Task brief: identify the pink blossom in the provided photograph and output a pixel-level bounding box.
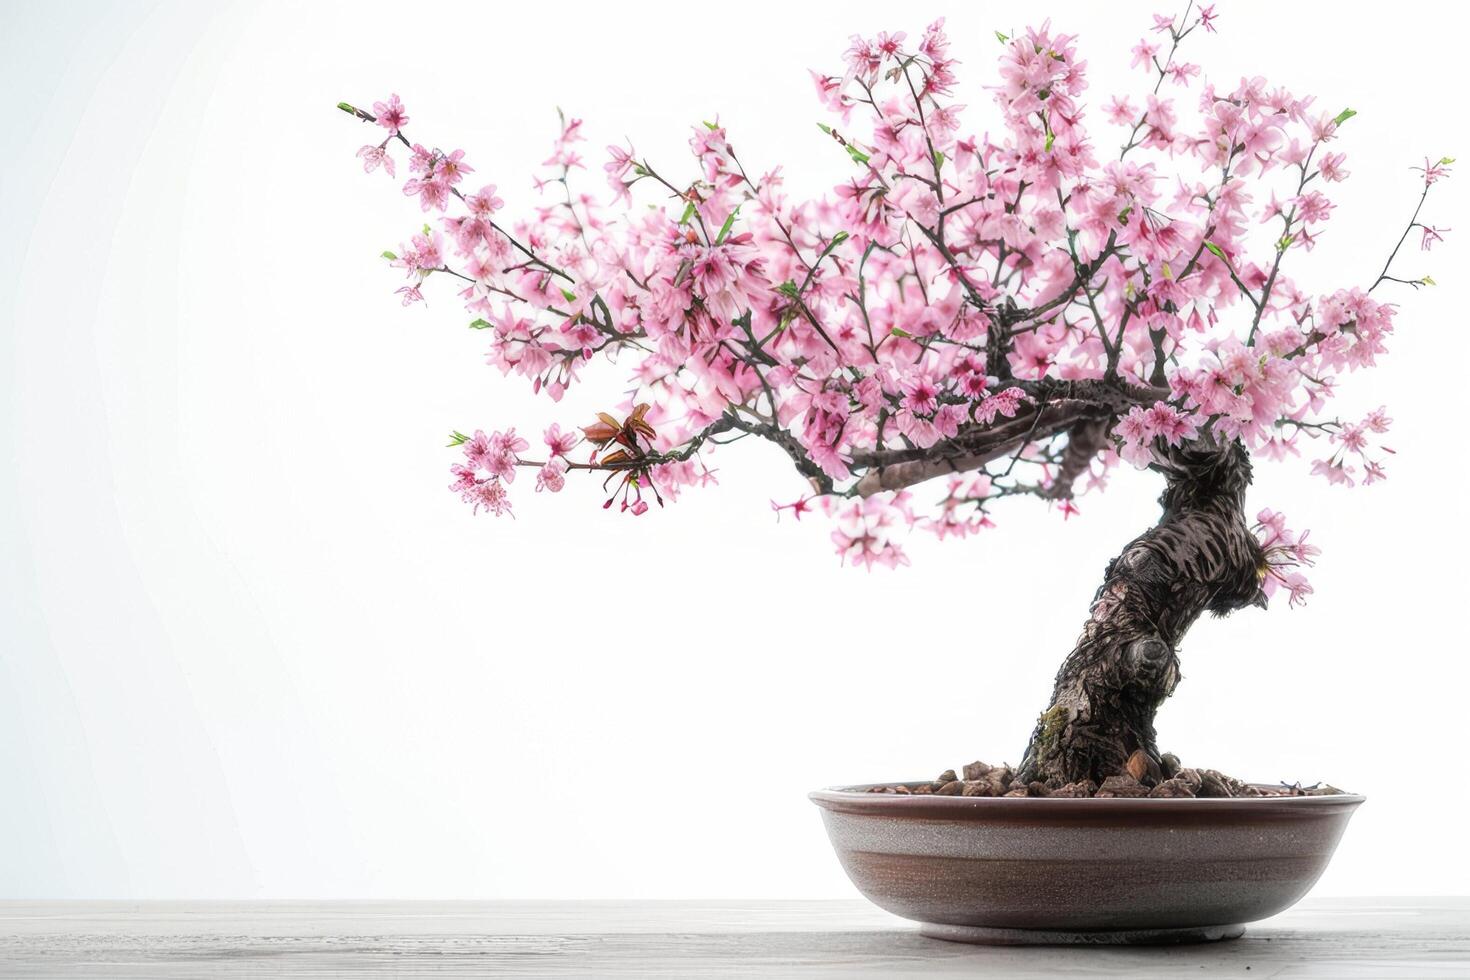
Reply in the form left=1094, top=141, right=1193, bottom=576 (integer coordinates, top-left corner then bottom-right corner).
left=407, top=143, right=435, bottom=174
left=1310, top=458, right=1356, bottom=486
left=976, top=387, right=1026, bottom=424
left=466, top=479, right=513, bottom=516
left=448, top=463, right=477, bottom=494
left=874, top=30, right=906, bottom=59
left=536, top=458, right=568, bottom=493
left=403, top=177, right=450, bottom=212
left=466, top=184, right=504, bottom=217
left=1294, top=190, right=1334, bottom=226
left=436, top=149, right=473, bottom=186
left=1130, top=39, right=1160, bottom=72
left=1420, top=225, right=1449, bottom=250
left=1335, top=423, right=1368, bottom=454
left=1114, top=406, right=1156, bottom=468
left=1319, top=151, right=1349, bottom=182
left=487, top=428, right=530, bottom=481
left=810, top=71, right=850, bottom=119
left=844, top=35, right=881, bottom=81
left=771, top=496, right=814, bottom=522
left=1412, top=156, right=1453, bottom=185
left=543, top=423, right=579, bottom=456
left=461, top=430, right=494, bottom=470
left=605, top=142, right=636, bottom=202
left=899, top=371, right=940, bottom=415
left=373, top=94, right=408, bottom=134
left=808, top=441, right=852, bottom=482
left=391, top=229, right=443, bottom=274
left=934, top=403, right=967, bottom=440
left=1167, top=62, right=1200, bottom=86
left=951, top=354, right=989, bottom=398
left=896, top=410, right=940, bottom=448
left=1104, top=96, right=1137, bottom=126
left=1143, top=403, right=1199, bottom=446
left=357, top=145, right=395, bottom=177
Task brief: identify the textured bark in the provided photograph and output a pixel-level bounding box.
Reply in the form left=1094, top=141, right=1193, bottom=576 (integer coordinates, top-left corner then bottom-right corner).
left=1017, top=441, right=1267, bottom=788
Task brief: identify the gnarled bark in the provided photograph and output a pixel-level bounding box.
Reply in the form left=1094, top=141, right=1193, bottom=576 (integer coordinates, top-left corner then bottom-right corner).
left=1017, top=441, right=1267, bottom=788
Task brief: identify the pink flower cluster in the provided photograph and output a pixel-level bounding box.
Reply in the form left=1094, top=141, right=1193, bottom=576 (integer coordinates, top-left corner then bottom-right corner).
left=1253, top=509, right=1320, bottom=607
left=345, top=8, right=1444, bottom=584
left=449, top=429, right=527, bottom=515
left=823, top=492, right=916, bottom=571
left=1310, top=407, right=1394, bottom=487
left=931, top=475, right=997, bottom=540
left=1115, top=402, right=1200, bottom=468
left=447, top=424, right=584, bottom=515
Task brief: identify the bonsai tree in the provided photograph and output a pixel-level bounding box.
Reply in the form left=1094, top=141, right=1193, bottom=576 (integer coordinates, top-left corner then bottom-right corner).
left=339, top=10, right=1448, bottom=794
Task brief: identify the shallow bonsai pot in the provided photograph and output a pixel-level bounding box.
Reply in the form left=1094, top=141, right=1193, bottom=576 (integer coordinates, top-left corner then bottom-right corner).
left=810, top=781, right=1364, bottom=945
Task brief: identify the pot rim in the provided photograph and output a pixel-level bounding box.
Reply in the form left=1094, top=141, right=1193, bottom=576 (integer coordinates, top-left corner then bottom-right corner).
left=810, top=781, right=1365, bottom=815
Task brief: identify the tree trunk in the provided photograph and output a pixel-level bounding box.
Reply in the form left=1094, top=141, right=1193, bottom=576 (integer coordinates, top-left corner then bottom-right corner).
left=1016, top=441, right=1267, bottom=788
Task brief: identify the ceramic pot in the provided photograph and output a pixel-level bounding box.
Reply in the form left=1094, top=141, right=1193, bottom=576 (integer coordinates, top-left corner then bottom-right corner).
left=810, top=782, right=1363, bottom=945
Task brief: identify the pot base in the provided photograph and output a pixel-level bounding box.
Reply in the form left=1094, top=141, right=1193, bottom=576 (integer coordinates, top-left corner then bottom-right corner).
left=919, top=921, right=1247, bottom=946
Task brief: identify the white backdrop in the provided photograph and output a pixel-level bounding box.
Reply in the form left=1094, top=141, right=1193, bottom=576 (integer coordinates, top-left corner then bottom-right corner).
left=3, top=0, right=1466, bottom=898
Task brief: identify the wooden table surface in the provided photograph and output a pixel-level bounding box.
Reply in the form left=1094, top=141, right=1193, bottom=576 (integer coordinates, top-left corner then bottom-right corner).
left=0, top=899, right=1465, bottom=977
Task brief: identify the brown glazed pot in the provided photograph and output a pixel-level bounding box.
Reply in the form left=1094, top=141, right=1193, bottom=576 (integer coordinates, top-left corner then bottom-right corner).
left=810, top=782, right=1364, bottom=945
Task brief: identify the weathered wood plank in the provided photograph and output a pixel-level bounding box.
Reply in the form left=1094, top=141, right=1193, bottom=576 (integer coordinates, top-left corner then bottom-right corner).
left=0, top=899, right=1465, bottom=977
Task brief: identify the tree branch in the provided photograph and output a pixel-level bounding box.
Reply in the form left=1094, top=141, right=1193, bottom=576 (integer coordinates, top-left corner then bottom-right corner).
left=723, top=415, right=835, bottom=494
left=853, top=401, right=1114, bottom=496
left=1039, top=418, right=1109, bottom=499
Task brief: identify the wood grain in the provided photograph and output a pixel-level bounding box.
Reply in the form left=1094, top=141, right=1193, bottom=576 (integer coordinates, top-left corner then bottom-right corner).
left=0, top=898, right=1465, bottom=977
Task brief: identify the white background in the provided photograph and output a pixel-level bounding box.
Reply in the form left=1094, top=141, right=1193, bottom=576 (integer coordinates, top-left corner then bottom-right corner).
left=3, top=0, right=1466, bottom=898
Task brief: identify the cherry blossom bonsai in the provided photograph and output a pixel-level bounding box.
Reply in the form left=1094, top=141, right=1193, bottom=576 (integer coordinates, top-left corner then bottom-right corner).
left=339, top=9, right=1448, bottom=798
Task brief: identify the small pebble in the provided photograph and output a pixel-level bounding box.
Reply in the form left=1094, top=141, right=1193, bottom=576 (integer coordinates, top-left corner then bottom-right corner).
left=1096, top=774, right=1150, bottom=798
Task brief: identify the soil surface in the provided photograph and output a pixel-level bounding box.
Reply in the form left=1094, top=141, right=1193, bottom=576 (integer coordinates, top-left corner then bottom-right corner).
left=865, top=754, right=1346, bottom=798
